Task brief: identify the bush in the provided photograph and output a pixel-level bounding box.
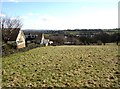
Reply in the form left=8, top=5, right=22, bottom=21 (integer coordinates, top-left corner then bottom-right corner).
left=27, top=43, right=40, bottom=49
left=2, top=44, right=16, bottom=56
left=2, top=43, right=42, bottom=57
left=7, top=42, right=17, bottom=49
left=16, top=43, right=41, bottom=53
left=97, top=40, right=102, bottom=45
left=74, top=39, right=80, bottom=45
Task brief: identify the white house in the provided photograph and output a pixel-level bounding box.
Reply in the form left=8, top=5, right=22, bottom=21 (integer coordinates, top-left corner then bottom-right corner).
left=16, top=30, right=26, bottom=48
left=40, top=34, right=50, bottom=46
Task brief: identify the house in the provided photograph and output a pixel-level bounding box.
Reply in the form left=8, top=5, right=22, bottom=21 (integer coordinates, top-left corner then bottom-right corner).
left=24, top=32, right=52, bottom=46
left=2, top=28, right=26, bottom=49
left=25, top=33, right=40, bottom=44
left=16, top=30, right=26, bottom=48
left=24, top=32, right=42, bottom=44
left=40, top=34, right=50, bottom=46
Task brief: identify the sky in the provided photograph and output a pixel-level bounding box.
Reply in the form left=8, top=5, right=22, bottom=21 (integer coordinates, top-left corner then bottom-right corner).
left=0, top=0, right=119, bottom=30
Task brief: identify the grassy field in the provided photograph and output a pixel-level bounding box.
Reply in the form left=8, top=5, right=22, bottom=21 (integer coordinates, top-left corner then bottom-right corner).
left=2, top=45, right=120, bottom=88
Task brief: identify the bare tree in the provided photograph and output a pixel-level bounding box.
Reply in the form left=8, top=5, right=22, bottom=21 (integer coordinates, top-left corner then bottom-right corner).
left=0, top=16, right=23, bottom=30
left=1, top=16, right=23, bottom=43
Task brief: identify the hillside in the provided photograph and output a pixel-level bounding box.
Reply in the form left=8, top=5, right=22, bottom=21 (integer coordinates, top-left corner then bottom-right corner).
left=2, top=45, right=119, bottom=88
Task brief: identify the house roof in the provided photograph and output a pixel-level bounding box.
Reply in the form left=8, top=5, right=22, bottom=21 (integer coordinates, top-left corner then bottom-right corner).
left=2, top=28, right=20, bottom=41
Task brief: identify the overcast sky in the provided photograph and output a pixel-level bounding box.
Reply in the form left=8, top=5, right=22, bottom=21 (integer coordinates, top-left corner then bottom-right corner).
left=0, top=0, right=119, bottom=30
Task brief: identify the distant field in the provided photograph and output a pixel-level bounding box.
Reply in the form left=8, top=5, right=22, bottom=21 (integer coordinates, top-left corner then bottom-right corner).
left=2, top=45, right=120, bottom=88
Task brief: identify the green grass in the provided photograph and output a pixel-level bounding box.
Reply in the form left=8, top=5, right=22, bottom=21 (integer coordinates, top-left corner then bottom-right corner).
left=2, top=45, right=120, bottom=87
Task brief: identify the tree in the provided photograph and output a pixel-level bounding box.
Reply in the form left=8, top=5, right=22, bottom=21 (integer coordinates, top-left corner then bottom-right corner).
left=110, top=33, right=120, bottom=45
left=1, top=16, right=23, bottom=43
left=0, top=16, right=23, bottom=30
left=94, top=32, right=110, bottom=45
left=79, top=36, right=90, bottom=45
left=49, top=35, right=65, bottom=45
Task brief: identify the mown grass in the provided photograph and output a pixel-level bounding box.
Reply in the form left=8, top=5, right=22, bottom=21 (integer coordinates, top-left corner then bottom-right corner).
left=2, top=45, right=120, bottom=88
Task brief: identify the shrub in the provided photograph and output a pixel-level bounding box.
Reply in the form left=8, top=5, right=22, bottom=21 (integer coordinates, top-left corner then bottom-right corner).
left=16, top=43, right=41, bottom=53
left=2, top=43, right=42, bottom=57
left=27, top=43, right=41, bottom=49
left=2, top=43, right=16, bottom=56
left=97, top=40, right=102, bottom=45
left=7, top=42, right=17, bottom=49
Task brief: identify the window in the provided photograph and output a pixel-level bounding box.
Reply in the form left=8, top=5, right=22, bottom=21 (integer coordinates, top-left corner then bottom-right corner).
left=17, top=38, right=23, bottom=44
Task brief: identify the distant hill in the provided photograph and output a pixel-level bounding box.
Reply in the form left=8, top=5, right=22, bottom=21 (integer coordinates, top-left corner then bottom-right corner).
left=22, top=28, right=119, bottom=36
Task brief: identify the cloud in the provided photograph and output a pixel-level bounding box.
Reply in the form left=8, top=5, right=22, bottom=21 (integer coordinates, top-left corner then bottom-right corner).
left=21, top=6, right=117, bottom=30
left=9, top=0, right=19, bottom=3
left=27, top=13, right=40, bottom=16
left=2, top=0, right=119, bottom=3
left=73, top=7, right=118, bottom=29
left=20, top=16, right=29, bottom=19
left=0, top=13, right=6, bottom=17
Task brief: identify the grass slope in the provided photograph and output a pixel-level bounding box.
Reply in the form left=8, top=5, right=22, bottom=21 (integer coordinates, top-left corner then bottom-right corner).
left=2, top=45, right=120, bottom=87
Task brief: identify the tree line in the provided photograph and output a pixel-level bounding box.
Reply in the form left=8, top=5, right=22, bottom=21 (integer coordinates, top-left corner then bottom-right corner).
left=49, top=32, right=120, bottom=45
